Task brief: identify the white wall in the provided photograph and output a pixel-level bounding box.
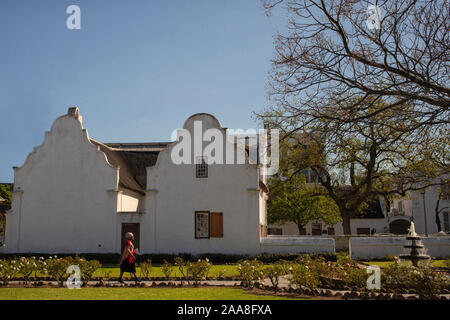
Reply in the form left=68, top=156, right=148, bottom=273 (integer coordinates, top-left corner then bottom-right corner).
left=261, top=237, right=335, bottom=254
left=5, top=109, right=120, bottom=253
left=117, top=190, right=143, bottom=212
left=269, top=218, right=388, bottom=236
left=350, top=236, right=450, bottom=260
left=145, top=114, right=263, bottom=254
left=410, top=184, right=450, bottom=235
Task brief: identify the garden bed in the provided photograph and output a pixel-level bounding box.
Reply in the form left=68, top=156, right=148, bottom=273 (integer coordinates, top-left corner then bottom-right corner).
left=1, top=254, right=449, bottom=300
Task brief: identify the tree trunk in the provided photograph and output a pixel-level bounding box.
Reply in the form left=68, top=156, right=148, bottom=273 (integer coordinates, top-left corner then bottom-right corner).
left=342, top=215, right=352, bottom=235
left=435, top=198, right=442, bottom=232
left=297, top=224, right=305, bottom=236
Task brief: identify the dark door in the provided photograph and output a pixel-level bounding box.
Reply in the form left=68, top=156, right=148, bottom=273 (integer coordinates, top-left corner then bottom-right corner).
left=389, top=220, right=410, bottom=235
left=121, top=223, right=140, bottom=251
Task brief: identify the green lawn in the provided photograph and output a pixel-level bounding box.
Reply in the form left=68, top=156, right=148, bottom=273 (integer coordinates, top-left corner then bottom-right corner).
left=363, top=260, right=447, bottom=268
left=96, top=264, right=240, bottom=279
left=0, top=287, right=299, bottom=300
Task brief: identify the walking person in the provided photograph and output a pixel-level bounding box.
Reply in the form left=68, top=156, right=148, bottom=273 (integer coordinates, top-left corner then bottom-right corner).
left=118, top=232, right=141, bottom=283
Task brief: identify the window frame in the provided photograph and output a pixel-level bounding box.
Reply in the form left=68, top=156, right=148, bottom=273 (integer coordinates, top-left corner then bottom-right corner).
left=194, top=211, right=210, bottom=239
left=196, top=156, right=208, bottom=178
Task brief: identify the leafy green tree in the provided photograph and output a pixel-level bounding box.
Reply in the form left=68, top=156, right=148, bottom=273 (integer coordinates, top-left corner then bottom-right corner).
left=0, top=184, right=12, bottom=237
left=268, top=174, right=341, bottom=235
left=0, top=184, right=12, bottom=211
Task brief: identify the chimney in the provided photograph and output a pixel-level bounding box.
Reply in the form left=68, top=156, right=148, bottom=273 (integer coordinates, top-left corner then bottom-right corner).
left=67, top=107, right=82, bottom=122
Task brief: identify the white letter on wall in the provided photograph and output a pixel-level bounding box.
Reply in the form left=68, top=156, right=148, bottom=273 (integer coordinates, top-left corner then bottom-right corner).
left=66, top=5, right=81, bottom=30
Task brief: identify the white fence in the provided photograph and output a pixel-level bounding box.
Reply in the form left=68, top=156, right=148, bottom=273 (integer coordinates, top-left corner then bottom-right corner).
left=349, top=236, right=450, bottom=260
left=260, top=236, right=335, bottom=254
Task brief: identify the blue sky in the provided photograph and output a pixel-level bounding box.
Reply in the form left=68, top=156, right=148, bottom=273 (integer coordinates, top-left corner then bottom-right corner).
left=0, top=0, right=286, bottom=182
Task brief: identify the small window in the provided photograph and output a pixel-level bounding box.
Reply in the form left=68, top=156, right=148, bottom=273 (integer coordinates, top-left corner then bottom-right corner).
left=195, top=211, right=210, bottom=238
left=268, top=228, right=282, bottom=235
left=312, top=223, right=322, bottom=235
left=444, top=212, right=449, bottom=232
left=327, top=227, right=335, bottom=235
left=196, top=156, right=208, bottom=178
left=210, top=212, right=223, bottom=238
left=357, top=228, right=370, bottom=235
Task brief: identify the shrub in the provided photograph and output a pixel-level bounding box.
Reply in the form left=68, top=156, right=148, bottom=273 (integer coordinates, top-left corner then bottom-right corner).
left=237, top=259, right=264, bottom=288
left=46, top=256, right=73, bottom=286
left=174, top=257, right=188, bottom=280
left=385, top=254, right=398, bottom=261
left=288, top=263, right=319, bottom=290
left=186, top=259, right=212, bottom=286
left=336, top=253, right=368, bottom=289
left=263, top=261, right=290, bottom=292
left=382, top=261, right=449, bottom=298
left=76, top=257, right=101, bottom=285
left=139, top=259, right=152, bottom=279
left=161, top=260, right=174, bottom=280
left=0, top=259, right=19, bottom=285
left=16, top=256, right=39, bottom=284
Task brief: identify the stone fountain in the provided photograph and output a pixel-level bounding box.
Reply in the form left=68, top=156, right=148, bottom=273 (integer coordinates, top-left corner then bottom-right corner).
left=399, top=222, right=430, bottom=267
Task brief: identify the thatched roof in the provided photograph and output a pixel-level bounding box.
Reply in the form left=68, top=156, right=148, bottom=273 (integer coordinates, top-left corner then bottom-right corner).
left=89, top=139, right=171, bottom=195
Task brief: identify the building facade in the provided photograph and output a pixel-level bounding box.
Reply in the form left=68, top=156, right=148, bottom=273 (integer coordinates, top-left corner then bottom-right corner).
left=4, top=108, right=274, bottom=254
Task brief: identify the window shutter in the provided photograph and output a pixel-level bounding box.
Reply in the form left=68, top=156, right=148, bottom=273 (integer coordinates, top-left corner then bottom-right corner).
left=210, top=212, right=223, bottom=238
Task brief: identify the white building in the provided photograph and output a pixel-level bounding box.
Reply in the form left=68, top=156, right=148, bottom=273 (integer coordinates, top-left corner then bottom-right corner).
left=3, top=108, right=334, bottom=255
left=268, top=196, right=389, bottom=236
left=388, top=182, right=450, bottom=235
left=269, top=183, right=450, bottom=237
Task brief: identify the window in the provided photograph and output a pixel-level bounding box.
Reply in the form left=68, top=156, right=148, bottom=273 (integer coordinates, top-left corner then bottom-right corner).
left=195, top=211, right=209, bottom=238
left=444, top=212, right=449, bottom=232
left=357, top=228, right=370, bottom=235
left=312, top=223, right=322, bottom=235
left=195, top=211, right=223, bottom=238
left=196, top=156, right=208, bottom=178
left=268, top=228, right=282, bottom=235
left=210, top=212, right=223, bottom=238
left=327, top=227, right=335, bottom=235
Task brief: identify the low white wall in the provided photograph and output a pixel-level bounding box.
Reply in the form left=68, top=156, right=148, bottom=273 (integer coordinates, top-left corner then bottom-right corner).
left=350, top=236, right=450, bottom=260
left=260, top=237, right=335, bottom=254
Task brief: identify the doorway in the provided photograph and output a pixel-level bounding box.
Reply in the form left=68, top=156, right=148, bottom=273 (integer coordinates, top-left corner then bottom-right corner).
left=121, top=223, right=140, bottom=252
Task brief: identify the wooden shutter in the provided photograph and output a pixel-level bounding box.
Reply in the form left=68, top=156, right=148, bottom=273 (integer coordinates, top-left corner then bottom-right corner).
left=210, top=212, right=223, bottom=237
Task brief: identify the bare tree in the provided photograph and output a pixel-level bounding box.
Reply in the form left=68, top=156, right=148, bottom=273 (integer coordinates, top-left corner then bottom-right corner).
left=258, top=0, right=449, bottom=234
left=263, top=0, right=449, bottom=130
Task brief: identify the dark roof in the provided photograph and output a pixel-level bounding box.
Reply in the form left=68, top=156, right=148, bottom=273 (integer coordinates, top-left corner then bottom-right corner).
left=89, top=139, right=171, bottom=195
